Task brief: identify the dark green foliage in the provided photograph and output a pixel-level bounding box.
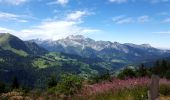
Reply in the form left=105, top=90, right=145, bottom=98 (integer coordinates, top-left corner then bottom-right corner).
left=165, top=70, right=170, bottom=79
left=48, top=74, right=57, bottom=88
left=0, top=81, right=6, bottom=93
left=11, top=76, right=19, bottom=89
left=55, top=73, right=83, bottom=96
left=162, top=59, right=168, bottom=68
left=159, top=84, right=170, bottom=96
left=152, top=59, right=170, bottom=78
left=89, top=71, right=111, bottom=83
left=117, top=68, right=137, bottom=79
left=136, top=64, right=150, bottom=77
left=138, top=64, right=146, bottom=76
left=100, top=72, right=111, bottom=81
left=152, top=60, right=161, bottom=75
left=117, top=59, right=170, bottom=79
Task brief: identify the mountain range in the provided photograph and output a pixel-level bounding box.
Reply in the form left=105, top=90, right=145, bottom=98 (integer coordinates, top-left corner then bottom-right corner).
left=31, top=35, right=170, bottom=64
left=0, top=33, right=170, bottom=88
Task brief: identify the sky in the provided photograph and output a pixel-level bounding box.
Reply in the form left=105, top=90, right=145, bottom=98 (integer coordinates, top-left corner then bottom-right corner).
left=0, top=0, right=170, bottom=49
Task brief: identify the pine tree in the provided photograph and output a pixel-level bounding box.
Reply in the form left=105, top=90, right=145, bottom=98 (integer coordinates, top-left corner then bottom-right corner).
left=162, top=60, right=168, bottom=72
left=153, top=60, right=161, bottom=75
left=0, top=82, right=6, bottom=93
left=11, top=76, right=19, bottom=89
left=48, top=74, right=57, bottom=88
left=138, top=64, right=147, bottom=77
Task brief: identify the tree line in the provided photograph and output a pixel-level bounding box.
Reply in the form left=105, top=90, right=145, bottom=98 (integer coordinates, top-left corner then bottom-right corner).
left=117, top=59, right=170, bottom=79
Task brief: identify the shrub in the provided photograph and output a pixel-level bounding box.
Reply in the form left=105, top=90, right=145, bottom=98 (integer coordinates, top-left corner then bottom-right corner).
left=117, top=68, right=137, bottom=79
left=165, top=70, right=170, bottom=79
left=55, top=73, right=83, bottom=96
left=0, top=82, right=6, bottom=93
left=136, top=64, right=149, bottom=77
left=11, top=76, right=19, bottom=89
left=48, top=74, right=57, bottom=88
left=89, top=72, right=111, bottom=84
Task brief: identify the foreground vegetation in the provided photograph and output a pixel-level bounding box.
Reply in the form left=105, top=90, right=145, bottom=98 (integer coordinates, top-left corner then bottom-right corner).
left=0, top=77, right=170, bottom=100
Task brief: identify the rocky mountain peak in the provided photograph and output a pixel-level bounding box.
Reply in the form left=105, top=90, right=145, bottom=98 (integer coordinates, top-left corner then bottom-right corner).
left=141, top=44, right=152, bottom=48
left=66, top=35, right=85, bottom=40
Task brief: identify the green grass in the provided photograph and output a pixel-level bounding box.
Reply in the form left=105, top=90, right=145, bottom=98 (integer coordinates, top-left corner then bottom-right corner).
left=10, top=48, right=28, bottom=56
left=32, top=59, right=49, bottom=68
left=32, top=58, right=61, bottom=68
left=0, top=33, right=28, bottom=57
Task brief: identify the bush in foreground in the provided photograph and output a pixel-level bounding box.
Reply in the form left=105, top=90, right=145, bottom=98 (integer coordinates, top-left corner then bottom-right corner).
left=48, top=73, right=83, bottom=96
left=117, top=68, right=137, bottom=79
left=0, top=82, right=6, bottom=93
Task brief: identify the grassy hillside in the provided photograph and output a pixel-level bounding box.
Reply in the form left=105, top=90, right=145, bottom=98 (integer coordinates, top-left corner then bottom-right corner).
left=0, top=33, right=47, bottom=56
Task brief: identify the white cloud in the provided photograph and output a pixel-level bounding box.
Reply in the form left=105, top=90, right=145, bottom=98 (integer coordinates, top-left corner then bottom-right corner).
left=116, top=18, right=133, bottom=24
left=137, top=15, right=150, bottom=23
left=81, top=29, right=101, bottom=34
left=19, top=20, right=100, bottom=40
left=0, top=12, right=18, bottom=19
left=112, top=15, right=125, bottom=22
left=154, top=30, right=170, bottom=34
left=162, top=18, right=170, bottom=23
left=0, top=10, right=101, bottom=40
left=66, top=11, right=88, bottom=21
left=109, top=0, right=128, bottom=3
left=109, top=0, right=170, bottom=4
left=112, top=15, right=133, bottom=24
left=157, top=12, right=170, bottom=16
left=0, top=12, right=28, bottom=22
left=57, top=0, right=69, bottom=5
left=112, top=15, right=150, bottom=24
left=0, top=0, right=27, bottom=5
left=0, top=27, right=17, bottom=33
left=47, top=0, right=69, bottom=6
left=150, top=0, right=170, bottom=3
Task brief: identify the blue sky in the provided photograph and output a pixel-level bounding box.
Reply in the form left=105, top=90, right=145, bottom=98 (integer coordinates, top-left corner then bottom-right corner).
left=0, top=0, right=170, bottom=48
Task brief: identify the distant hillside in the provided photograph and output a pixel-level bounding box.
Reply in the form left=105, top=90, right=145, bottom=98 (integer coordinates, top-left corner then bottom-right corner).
left=0, top=33, right=109, bottom=88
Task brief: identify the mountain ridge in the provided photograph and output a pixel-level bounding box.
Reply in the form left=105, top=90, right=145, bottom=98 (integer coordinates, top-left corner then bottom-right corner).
left=30, top=35, right=170, bottom=64
left=0, top=33, right=47, bottom=56
left=30, top=35, right=159, bottom=51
